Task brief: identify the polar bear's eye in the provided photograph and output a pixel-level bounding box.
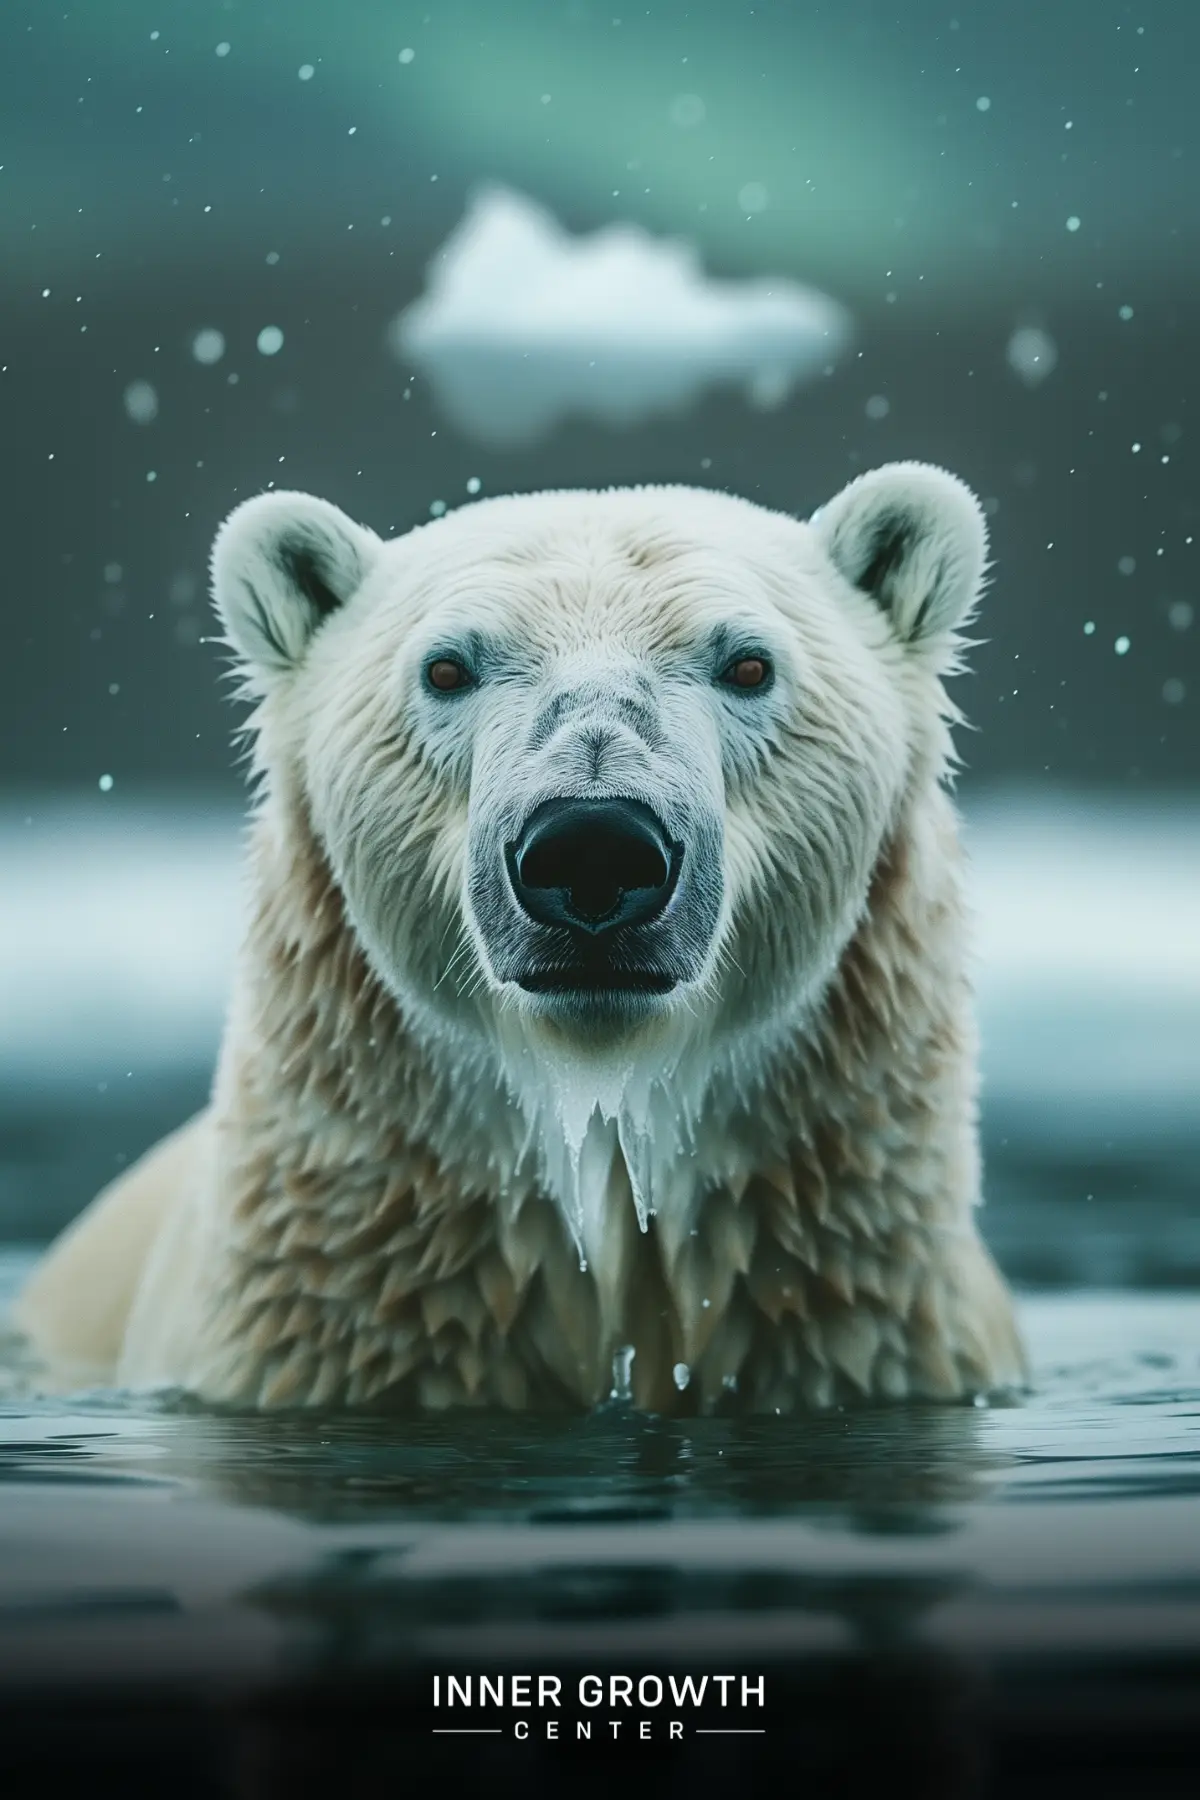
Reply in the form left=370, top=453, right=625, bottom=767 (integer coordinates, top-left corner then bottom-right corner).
left=425, top=657, right=475, bottom=694
left=719, top=655, right=771, bottom=691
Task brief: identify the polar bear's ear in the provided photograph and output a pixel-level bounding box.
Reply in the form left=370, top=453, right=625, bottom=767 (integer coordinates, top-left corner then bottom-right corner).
left=211, top=491, right=381, bottom=687
left=811, top=462, right=988, bottom=658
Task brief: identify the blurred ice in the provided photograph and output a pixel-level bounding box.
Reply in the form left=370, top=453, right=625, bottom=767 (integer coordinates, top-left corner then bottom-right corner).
left=0, top=802, right=246, bottom=1087
left=964, top=792, right=1200, bottom=1142
left=388, top=187, right=851, bottom=446
left=0, top=791, right=1197, bottom=1150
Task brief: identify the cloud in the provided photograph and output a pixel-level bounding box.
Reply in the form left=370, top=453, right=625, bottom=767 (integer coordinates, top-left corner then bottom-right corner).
left=387, top=187, right=852, bottom=446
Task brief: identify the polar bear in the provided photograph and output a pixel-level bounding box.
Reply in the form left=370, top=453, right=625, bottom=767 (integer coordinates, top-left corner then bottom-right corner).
left=16, top=464, right=1028, bottom=1413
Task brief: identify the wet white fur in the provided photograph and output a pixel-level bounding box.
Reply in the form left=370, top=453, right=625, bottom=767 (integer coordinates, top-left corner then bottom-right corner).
left=218, top=468, right=979, bottom=1276
left=16, top=464, right=1024, bottom=1412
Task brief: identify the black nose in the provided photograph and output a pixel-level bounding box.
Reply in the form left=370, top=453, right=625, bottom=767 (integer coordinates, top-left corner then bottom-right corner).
left=506, top=799, right=680, bottom=935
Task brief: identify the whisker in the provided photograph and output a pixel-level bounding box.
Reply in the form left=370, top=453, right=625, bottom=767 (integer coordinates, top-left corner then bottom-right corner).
left=432, top=925, right=478, bottom=994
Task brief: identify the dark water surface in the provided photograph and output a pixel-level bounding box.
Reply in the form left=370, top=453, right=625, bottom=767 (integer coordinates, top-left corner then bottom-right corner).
left=2, top=1241, right=1199, bottom=1795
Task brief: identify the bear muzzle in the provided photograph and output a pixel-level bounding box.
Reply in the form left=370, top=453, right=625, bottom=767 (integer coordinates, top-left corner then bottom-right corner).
left=504, top=796, right=683, bottom=996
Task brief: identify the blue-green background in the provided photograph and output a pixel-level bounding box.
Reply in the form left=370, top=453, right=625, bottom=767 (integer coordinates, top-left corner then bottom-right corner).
left=1, top=0, right=1196, bottom=789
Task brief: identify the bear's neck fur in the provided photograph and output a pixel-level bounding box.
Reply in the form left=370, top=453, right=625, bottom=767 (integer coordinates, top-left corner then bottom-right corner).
left=196, top=775, right=1024, bottom=1413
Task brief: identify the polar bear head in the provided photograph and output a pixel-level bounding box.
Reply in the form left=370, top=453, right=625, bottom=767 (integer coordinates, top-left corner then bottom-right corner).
left=211, top=467, right=986, bottom=1101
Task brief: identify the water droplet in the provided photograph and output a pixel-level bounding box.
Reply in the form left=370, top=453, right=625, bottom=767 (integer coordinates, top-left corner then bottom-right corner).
left=975, top=95, right=991, bottom=112
left=722, top=1373, right=739, bottom=1393
left=672, top=1362, right=691, bottom=1391
left=256, top=325, right=284, bottom=356
left=98, top=773, right=113, bottom=792
left=298, top=63, right=314, bottom=81
left=398, top=47, right=415, bottom=64
left=610, top=1345, right=635, bottom=1402
left=1114, top=635, right=1131, bottom=656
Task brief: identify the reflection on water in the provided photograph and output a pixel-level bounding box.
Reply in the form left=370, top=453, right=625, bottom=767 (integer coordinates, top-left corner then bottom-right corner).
left=0, top=1380, right=1010, bottom=1520
left=1, top=1268, right=1199, bottom=1800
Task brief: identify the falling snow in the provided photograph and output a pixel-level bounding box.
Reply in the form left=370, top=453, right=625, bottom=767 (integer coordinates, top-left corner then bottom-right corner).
left=1007, top=327, right=1058, bottom=387
left=191, top=328, right=225, bottom=365
left=122, top=380, right=158, bottom=424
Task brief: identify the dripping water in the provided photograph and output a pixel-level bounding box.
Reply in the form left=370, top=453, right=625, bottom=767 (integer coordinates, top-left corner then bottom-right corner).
left=610, top=1344, right=635, bottom=1403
